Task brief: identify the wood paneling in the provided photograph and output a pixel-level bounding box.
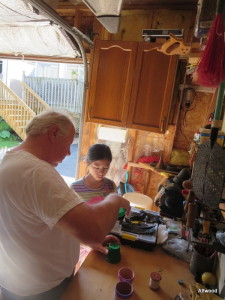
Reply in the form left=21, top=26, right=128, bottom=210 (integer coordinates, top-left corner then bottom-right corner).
left=173, top=90, right=217, bottom=150
left=127, top=126, right=176, bottom=202
left=57, top=2, right=197, bottom=46
left=151, top=9, right=196, bottom=42
left=112, top=10, right=152, bottom=42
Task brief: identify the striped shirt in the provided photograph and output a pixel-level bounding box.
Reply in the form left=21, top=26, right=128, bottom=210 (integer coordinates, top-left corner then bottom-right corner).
left=70, top=177, right=117, bottom=205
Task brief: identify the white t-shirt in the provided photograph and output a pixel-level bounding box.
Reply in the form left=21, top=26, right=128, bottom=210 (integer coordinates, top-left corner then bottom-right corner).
left=0, top=150, right=84, bottom=296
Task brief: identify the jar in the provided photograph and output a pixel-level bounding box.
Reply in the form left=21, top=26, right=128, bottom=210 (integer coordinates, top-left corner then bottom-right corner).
left=105, top=243, right=121, bottom=264
left=115, top=281, right=133, bottom=299
left=149, top=272, right=161, bottom=290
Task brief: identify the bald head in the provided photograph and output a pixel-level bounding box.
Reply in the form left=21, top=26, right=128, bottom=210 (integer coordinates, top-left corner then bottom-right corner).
left=26, top=110, right=76, bottom=138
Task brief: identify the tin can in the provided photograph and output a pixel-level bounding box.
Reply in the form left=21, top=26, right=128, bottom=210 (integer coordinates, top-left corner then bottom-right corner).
left=149, top=272, right=161, bottom=290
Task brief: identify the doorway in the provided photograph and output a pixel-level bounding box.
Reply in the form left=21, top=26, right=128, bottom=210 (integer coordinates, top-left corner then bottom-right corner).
left=0, top=59, right=84, bottom=184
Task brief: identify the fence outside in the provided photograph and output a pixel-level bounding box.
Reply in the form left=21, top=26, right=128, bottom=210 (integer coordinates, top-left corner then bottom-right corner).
left=23, top=76, right=84, bottom=133
left=22, top=82, right=51, bottom=115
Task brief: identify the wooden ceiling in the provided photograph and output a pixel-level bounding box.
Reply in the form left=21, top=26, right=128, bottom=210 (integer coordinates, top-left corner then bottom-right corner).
left=55, top=0, right=199, bottom=52
left=58, top=0, right=198, bottom=10
left=117, top=0, right=197, bottom=9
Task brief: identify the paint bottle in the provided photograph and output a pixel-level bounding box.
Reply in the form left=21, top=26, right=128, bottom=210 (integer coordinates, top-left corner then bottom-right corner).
left=118, top=208, right=126, bottom=220
left=118, top=267, right=135, bottom=284
left=149, top=272, right=161, bottom=290
left=115, top=281, right=133, bottom=299
left=105, top=243, right=121, bottom=264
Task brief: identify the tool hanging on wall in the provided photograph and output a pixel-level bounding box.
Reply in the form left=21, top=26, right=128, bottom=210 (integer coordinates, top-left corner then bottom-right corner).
left=184, top=190, right=195, bottom=215
left=186, top=202, right=197, bottom=229
left=186, top=201, right=197, bottom=252
left=157, top=33, right=191, bottom=56
left=192, top=0, right=225, bottom=210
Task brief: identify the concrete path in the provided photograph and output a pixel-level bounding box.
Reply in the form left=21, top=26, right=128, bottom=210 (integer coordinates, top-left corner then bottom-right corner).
left=0, top=142, right=78, bottom=186
left=55, top=143, right=78, bottom=185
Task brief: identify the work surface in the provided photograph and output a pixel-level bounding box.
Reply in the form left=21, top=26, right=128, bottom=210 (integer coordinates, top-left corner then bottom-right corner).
left=62, top=245, right=195, bottom=300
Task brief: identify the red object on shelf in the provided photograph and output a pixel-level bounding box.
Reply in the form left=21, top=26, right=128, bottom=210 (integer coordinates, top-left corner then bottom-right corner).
left=137, top=155, right=160, bottom=164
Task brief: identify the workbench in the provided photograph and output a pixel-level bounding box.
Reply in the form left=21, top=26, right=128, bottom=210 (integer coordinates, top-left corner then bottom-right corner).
left=62, top=245, right=195, bottom=300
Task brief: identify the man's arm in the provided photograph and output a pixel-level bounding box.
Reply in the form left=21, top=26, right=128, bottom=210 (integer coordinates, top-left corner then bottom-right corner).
left=55, top=193, right=130, bottom=245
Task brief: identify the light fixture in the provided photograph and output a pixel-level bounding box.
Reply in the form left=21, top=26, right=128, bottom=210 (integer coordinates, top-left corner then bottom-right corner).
left=82, top=0, right=124, bottom=33
left=97, top=126, right=128, bottom=143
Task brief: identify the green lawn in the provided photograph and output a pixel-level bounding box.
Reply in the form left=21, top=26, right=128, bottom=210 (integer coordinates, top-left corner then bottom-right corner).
left=0, top=138, right=21, bottom=149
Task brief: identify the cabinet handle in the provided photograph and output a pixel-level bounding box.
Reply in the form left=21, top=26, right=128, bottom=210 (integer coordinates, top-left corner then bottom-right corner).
left=88, top=106, right=92, bottom=120
left=160, top=117, right=165, bottom=132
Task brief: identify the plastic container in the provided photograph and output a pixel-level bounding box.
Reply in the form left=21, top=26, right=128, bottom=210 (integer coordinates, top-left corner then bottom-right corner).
left=118, top=267, right=135, bottom=284
left=115, top=281, right=133, bottom=299
left=118, top=208, right=126, bottom=220
left=190, top=245, right=216, bottom=275
left=105, top=243, right=121, bottom=264
left=199, top=128, right=225, bottom=146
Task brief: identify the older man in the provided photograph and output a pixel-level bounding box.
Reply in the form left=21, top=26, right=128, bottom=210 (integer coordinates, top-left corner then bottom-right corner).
left=0, top=110, right=130, bottom=300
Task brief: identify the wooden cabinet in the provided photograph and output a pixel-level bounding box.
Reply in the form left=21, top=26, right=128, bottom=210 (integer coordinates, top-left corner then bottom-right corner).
left=127, top=43, right=178, bottom=132
left=87, top=40, right=178, bottom=133
left=87, top=40, right=137, bottom=127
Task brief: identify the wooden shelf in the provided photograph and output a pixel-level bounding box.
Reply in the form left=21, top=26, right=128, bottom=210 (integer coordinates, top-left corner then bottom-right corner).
left=127, top=162, right=178, bottom=178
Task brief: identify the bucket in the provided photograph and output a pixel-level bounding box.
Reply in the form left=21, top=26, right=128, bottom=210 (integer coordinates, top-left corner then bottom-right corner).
left=117, top=182, right=134, bottom=196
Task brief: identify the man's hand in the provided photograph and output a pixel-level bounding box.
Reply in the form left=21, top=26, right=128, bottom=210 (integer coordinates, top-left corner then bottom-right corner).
left=120, top=196, right=131, bottom=216
left=92, top=235, right=120, bottom=254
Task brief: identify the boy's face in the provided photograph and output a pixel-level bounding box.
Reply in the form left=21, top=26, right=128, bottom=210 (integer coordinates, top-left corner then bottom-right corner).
left=88, top=159, right=111, bottom=181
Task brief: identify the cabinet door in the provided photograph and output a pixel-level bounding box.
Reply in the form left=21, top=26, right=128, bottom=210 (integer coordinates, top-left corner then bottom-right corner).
left=127, top=43, right=178, bottom=133
left=87, top=40, right=137, bottom=127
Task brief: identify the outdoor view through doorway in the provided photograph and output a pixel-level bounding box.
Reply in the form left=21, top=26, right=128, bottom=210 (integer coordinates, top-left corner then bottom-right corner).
left=0, top=59, right=84, bottom=185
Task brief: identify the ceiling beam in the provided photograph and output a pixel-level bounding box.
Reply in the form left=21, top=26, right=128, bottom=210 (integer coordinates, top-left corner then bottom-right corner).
left=57, top=1, right=197, bottom=11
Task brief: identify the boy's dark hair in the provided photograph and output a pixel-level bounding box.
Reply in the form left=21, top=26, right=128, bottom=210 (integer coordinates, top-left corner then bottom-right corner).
left=86, top=144, right=112, bottom=164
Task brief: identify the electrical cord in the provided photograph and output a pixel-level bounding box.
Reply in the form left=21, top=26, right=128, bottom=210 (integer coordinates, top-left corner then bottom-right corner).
left=177, top=114, right=191, bottom=146
left=182, top=88, right=197, bottom=127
